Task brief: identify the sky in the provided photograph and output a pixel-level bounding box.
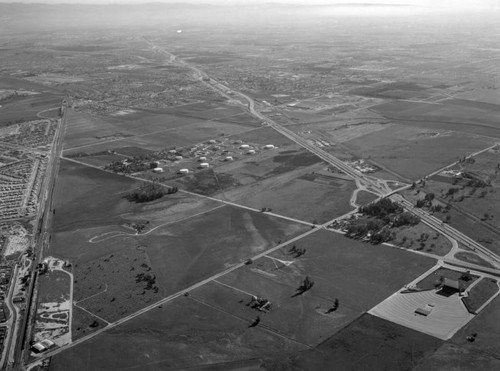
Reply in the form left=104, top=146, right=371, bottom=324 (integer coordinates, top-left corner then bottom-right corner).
left=0, top=0, right=498, bottom=7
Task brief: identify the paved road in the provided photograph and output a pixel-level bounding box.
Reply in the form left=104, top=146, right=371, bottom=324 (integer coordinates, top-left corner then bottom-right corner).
left=14, top=103, right=68, bottom=369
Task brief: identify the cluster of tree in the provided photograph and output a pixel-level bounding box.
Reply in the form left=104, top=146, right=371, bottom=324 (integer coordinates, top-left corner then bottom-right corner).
left=360, top=198, right=402, bottom=218
left=292, top=276, right=314, bottom=297
left=105, top=159, right=150, bottom=174
left=289, top=245, right=306, bottom=258
left=345, top=219, right=385, bottom=238
left=466, top=178, right=489, bottom=188
left=247, top=296, right=272, bottom=312
left=135, top=272, right=157, bottom=291
left=326, top=298, right=339, bottom=314
left=125, top=181, right=177, bottom=203
left=391, top=212, right=420, bottom=227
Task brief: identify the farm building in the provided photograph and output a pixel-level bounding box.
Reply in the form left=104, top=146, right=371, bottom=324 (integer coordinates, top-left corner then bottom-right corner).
left=152, top=167, right=163, bottom=173
left=178, top=168, right=189, bottom=175
left=247, top=149, right=256, bottom=155
left=443, top=278, right=460, bottom=291
left=199, top=162, right=209, bottom=168
left=198, top=157, right=207, bottom=162
left=264, top=144, right=275, bottom=149
left=240, top=144, right=250, bottom=149
left=175, top=156, right=183, bottom=161
left=225, top=156, right=233, bottom=161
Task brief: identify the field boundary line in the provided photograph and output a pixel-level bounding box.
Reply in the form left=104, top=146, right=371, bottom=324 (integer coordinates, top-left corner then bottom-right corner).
left=26, top=221, right=324, bottom=367
left=88, top=204, right=225, bottom=244
left=187, top=295, right=313, bottom=349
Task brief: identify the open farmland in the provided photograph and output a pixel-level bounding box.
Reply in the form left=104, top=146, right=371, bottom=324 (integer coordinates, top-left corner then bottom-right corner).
left=50, top=296, right=306, bottom=371
left=3, top=4, right=500, bottom=370
left=342, top=125, right=495, bottom=180
left=416, top=293, right=500, bottom=371
left=293, top=314, right=443, bottom=371
left=62, top=106, right=255, bottom=154
left=227, top=168, right=357, bottom=224
left=50, top=158, right=307, bottom=323
left=195, top=229, right=436, bottom=347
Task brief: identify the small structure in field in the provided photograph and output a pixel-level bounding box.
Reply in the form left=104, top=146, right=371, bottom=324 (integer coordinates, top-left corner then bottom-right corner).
left=175, top=156, right=183, bottom=161
left=240, top=144, right=250, bottom=149
left=199, top=162, right=209, bottom=169
left=264, top=144, right=275, bottom=149
left=225, top=156, right=233, bottom=161
left=198, top=156, right=207, bottom=162
left=178, top=168, right=189, bottom=175
left=247, top=149, right=256, bottom=155
left=152, top=167, right=163, bottom=173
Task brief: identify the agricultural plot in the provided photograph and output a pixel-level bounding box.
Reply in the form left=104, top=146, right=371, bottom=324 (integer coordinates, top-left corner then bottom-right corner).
left=200, top=229, right=435, bottom=347
left=50, top=296, right=306, bottom=371
left=419, top=292, right=500, bottom=370
left=293, top=314, right=443, bottom=371
left=63, top=107, right=253, bottom=153
left=51, top=159, right=307, bottom=323
left=343, top=125, right=495, bottom=180
left=226, top=169, right=357, bottom=224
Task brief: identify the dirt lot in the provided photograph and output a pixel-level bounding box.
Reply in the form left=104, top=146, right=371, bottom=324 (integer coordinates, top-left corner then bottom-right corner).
left=292, top=313, right=443, bottom=371
left=50, top=296, right=306, bottom=371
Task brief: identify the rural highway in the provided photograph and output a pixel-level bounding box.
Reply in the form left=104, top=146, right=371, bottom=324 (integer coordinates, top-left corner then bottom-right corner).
left=13, top=101, right=68, bottom=370
left=146, top=42, right=500, bottom=268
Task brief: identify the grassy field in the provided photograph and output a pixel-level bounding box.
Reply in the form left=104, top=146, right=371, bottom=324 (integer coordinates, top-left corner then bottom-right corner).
left=50, top=159, right=308, bottom=322
left=63, top=108, right=253, bottom=154
left=418, top=293, right=500, bottom=370
left=454, top=251, right=495, bottom=269
left=230, top=171, right=356, bottom=224
left=292, top=313, right=443, bottom=371
left=50, top=296, right=306, bottom=371
left=74, top=247, right=164, bottom=322
left=195, top=229, right=436, bottom=347
left=343, top=125, right=495, bottom=180
left=355, top=190, right=378, bottom=206
left=463, top=278, right=499, bottom=313
left=391, top=223, right=452, bottom=256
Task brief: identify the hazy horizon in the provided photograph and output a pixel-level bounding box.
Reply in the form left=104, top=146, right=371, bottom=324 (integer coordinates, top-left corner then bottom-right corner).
left=0, top=0, right=499, bottom=9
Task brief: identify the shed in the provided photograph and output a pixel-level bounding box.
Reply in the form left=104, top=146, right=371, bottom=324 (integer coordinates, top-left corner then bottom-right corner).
left=247, top=149, right=256, bottom=155
left=175, top=156, right=183, bottom=161
left=225, top=156, right=233, bottom=161
left=264, top=144, right=275, bottom=149
left=198, top=156, right=207, bottom=162
left=152, top=167, right=163, bottom=173
left=31, top=342, right=47, bottom=353
left=239, top=144, right=250, bottom=149
left=199, top=162, right=209, bottom=168
left=178, top=168, right=189, bottom=175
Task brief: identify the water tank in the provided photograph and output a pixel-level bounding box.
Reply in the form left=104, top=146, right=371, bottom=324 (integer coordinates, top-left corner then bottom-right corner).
left=153, top=167, right=163, bottom=173
left=200, top=162, right=209, bottom=168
